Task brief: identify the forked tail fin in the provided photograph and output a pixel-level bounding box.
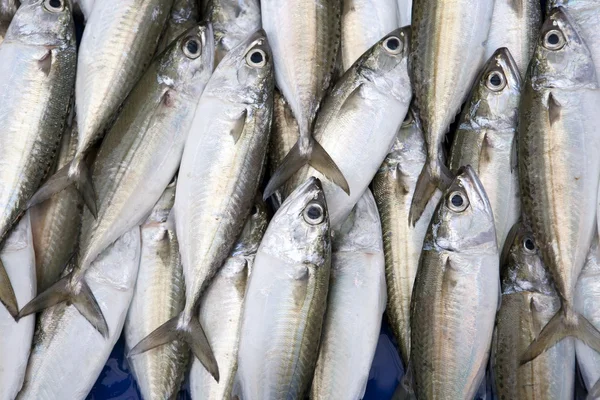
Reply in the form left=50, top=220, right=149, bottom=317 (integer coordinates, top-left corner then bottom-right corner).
left=409, top=159, right=453, bottom=226
left=0, top=257, right=18, bottom=319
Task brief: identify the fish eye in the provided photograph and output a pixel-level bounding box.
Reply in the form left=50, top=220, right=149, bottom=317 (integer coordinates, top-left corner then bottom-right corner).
left=303, top=202, right=325, bottom=225
left=182, top=36, right=202, bottom=59
left=543, top=29, right=566, bottom=51
left=251, top=205, right=259, bottom=215
left=523, top=237, right=536, bottom=253
left=246, top=49, right=267, bottom=68
left=44, top=0, right=64, bottom=12
left=383, top=36, right=403, bottom=55
left=402, top=110, right=413, bottom=126
left=447, top=191, right=469, bottom=212
left=486, top=71, right=506, bottom=92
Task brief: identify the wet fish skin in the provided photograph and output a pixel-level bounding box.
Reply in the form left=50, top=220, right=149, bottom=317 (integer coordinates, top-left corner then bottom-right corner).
left=311, top=189, right=386, bottom=400
left=449, top=47, right=522, bottom=251
left=286, top=27, right=412, bottom=230
left=518, top=8, right=600, bottom=363
left=124, top=181, right=188, bottom=400
left=0, top=0, right=76, bottom=317
left=410, top=166, right=499, bottom=400
left=409, top=0, right=495, bottom=224
left=396, top=0, right=411, bottom=26
left=492, top=223, right=575, bottom=400
left=157, top=0, right=200, bottom=53
left=486, top=0, right=541, bottom=76
left=234, top=177, right=331, bottom=400
left=341, top=0, right=398, bottom=71
left=16, top=227, right=141, bottom=400
left=372, top=106, right=440, bottom=364
left=190, top=198, right=268, bottom=399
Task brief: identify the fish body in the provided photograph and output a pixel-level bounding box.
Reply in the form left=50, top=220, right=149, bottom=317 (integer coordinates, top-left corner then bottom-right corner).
left=396, top=0, right=411, bottom=27
left=124, top=182, right=188, bottom=400
left=234, top=177, right=331, bottom=400
left=16, top=227, right=141, bottom=400
left=372, top=107, right=440, bottom=364
left=74, top=0, right=95, bottom=21
left=0, top=215, right=36, bottom=400
left=409, top=0, right=495, bottom=223
left=486, top=0, right=541, bottom=76
left=410, top=166, right=499, bottom=400
left=492, top=224, right=575, bottom=400
left=311, top=189, right=386, bottom=400
left=286, top=27, right=411, bottom=230
left=157, top=0, right=200, bottom=53
left=190, top=199, right=268, bottom=399
left=449, top=47, right=522, bottom=251
left=341, top=0, right=398, bottom=71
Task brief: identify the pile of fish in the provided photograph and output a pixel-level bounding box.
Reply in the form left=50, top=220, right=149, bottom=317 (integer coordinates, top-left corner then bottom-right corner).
left=1, top=0, right=600, bottom=399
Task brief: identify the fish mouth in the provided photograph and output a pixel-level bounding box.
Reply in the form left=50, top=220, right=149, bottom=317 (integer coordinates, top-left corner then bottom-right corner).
left=493, top=47, right=522, bottom=88
left=455, top=165, right=491, bottom=211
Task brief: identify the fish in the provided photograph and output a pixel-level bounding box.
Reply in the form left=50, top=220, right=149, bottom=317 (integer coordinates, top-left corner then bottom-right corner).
left=157, top=0, right=200, bottom=53
left=396, top=0, right=411, bottom=27
left=0, top=215, right=36, bottom=400
left=30, top=115, right=83, bottom=293
left=0, top=0, right=76, bottom=318
left=16, top=227, right=141, bottom=400
left=234, top=177, right=331, bottom=399
left=129, top=30, right=274, bottom=381
left=0, top=0, right=18, bottom=44
left=74, top=0, right=95, bottom=21
left=485, top=0, right=542, bottom=76
left=449, top=47, right=522, bottom=251
left=409, top=165, right=499, bottom=399
left=262, top=0, right=349, bottom=198
left=372, top=106, right=440, bottom=364
left=409, top=0, right=495, bottom=224
left=574, top=235, right=600, bottom=398
left=18, top=24, right=215, bottom=335
left=492, top=223, right=575, bottom=400
left=27, top=0, right=174, bottom=216
left=204, top=0, right=261, bottom=66
left=124, top=180, right=188, bottom=400
left=190, top=198, right=268, bottom=399
left=310, top=189, right=386, bottom=400
left=340, top=0, right=399, bottom=71
left=284, top=27, right=412, bottom=229
left=518, top=7, right=600, bottom=363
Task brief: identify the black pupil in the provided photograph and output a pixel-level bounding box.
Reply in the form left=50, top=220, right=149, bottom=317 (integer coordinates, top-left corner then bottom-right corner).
left=186, top=40, right=199, bottom=54
left=386, top=38, right=400, bottom=50
left=49, top=0, right=61, bottom=7
left=547, top=33, right=560, bottom=45
left=525, top=238, right=535, bottom=251
left=251, top=205, right=258, bottom=215
left=451, top=194, right=464, bottom=208
left=306, top=205, right=321, bottom=220
left=490, top=73, right=502, bottom=87
left=250, top=51, right=263, bottom=64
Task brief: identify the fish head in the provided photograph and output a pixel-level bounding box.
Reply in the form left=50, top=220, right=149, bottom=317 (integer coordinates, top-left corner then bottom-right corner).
left=430, top=165, right=497, bottom=254
left=158, top=22, right=216, bottom=99
left=6, top=0, right=74, bottom=46
left=464, top=48, right=522, bottom=130
left=530, top=7, right=597, bottom=90
left=144, top=176, right=178, bottom=225
left=382, top=105, right=426, bottom=172
left=499, top=223, right=556, bottom=296
left=231, top=196, right=270, bottom=257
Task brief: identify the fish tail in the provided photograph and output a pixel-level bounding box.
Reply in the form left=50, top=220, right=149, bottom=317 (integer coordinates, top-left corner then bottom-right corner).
left=17, top=271, right=109, bottom=337
left=408, top=159, right=453, bottom=226
left=128, top=311, right=220, bottom=382
left=26, top=155, right=98, bottom=219
left=520, top=306, right=600, bottom=365
left=263, top=138, right=349, bottom=200
left=0, top=257, right=18, bottom=319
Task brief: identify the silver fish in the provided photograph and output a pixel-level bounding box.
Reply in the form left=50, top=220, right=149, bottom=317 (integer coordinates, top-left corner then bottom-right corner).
left=234, top=177, right=331, bottom=399
left=157, top=0, right=200, bottom=53
left=492, top=223, right=575, bottom=400
left=518, top=8, right=600, bottom=363
left=262, top=0, right=349, bottom=198
left=19, top=25, right=215, bottom=336
left=0, top=0, right=76, bottom=317
left=449, top=47, right=522, bottom=251
left=396, top=0, right=411, bottom=27
left=311, top=189, right=386, bottom=400
left=190, top=198, right=268, bottom=399
left=409, top=0, right=495, bottom=224
left=124, top=181, right=188, bottom=400
left=372, top=107, right=440, bottom=364
left=0, top=215, right=36, bottom=400
left=130, top=30, right=273, bottom=381
left=0, top=0, right=18, bottom=44
left=485, top=0, right=541, bottom=76
left=410, top=166, right=499, bottom=399
left=73, top=0, right=95, bottom=21
left=341, top=0, right=398, bottom=71
left=285, top=27, right=412, bottom=230
left=17, top=227, right=141, bottom=400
